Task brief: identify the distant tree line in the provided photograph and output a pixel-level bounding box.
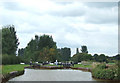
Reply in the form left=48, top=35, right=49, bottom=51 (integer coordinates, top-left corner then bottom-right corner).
left=1, top=25, right=120, bottom=65
left=71, top=47, right=120, bottom=63
left=2, top=25, right=71, bottom=64
left=18, top=35, right=71, bottom=63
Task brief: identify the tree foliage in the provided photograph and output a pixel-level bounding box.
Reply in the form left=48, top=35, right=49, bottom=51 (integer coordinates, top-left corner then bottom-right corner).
left=22, top=34, right=58, bottom=63
left=81, top=45, right=88, bottom=53
left=58, top=47, right=71, bottom=61
left=2, top=25, right=21, bottom=65
left=76, top=48, right=79, bottom=54
left=18, top=48, right=24, bottom=56
left=38, top=35, right=56, bottom=50
left=2, top=25, right=19, bottom=55
left=71, top=53, right=92, bottom=63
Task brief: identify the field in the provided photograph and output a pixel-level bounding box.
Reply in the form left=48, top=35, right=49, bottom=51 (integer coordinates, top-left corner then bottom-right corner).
left=73, top=64, right=92, bottom=68
left=2, top=64, right=29, bottom=75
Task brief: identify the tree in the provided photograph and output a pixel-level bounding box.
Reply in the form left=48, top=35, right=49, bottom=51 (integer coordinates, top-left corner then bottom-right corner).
left=98, top=54, right=107, bottom=62
left=59, top=47, right=71, bottom=61
left=76, top=48, right=79, bottom=54
left=18, top=48, right=24, bottom=56
left=71, top=53, right=92, bottom=62
left=113, top=54, right=120, bottom=60
left=81, top=45, right=88, bottom=53
left=23, top=34, right=58, bottom=62
left=38, top=34, right=56, bottom=50
left=93, top=54, right=99, bottom=61
left=2, top=25, right=21, bottom=65
left=71, top=54, right=79, bottom=63
left=2, top=25, right=19, bottom=55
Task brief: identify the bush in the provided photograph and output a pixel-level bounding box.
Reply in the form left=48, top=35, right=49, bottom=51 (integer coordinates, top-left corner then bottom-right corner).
left=96, top=63, right=106, bottom=69
left=2, top=54, right=22, bottom=65
left=92, top=64, right=119, bottom=80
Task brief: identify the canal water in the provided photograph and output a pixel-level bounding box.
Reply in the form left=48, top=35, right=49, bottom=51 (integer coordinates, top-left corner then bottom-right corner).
left=9, top=69, right=97, bottom=81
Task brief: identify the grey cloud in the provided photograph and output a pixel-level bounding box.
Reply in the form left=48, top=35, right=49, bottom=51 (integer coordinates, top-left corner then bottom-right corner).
left=49, top=10, right=85, bottom=17
left=86, top=32, right=118, bottom=55
left=85, top=7, right=118, bottom=24
left=0, top=1, right=118, bottom=56
left=1, top=2, right=24, bottom=11
left=85, top=16, right=117, bottom=24
left=55, top=2, right=73, bottom=5
left=85, top=2, right=118, bottom=8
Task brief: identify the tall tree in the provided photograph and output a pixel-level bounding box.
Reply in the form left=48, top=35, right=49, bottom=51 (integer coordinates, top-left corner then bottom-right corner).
left=2, top=25, right=19, bottom=55
left=81, top=45, right=88, bottom=53
left=23, top=34, right=57, bottom=62
left=2, top=25, right=22, bottom=64
left=38, top=34, right=56, bottom=50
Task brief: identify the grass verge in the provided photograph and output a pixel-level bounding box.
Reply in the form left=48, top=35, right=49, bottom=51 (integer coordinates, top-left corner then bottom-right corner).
left=73, top=64, right=92, bottom=68
left=2, top=64, right=29, bottom=75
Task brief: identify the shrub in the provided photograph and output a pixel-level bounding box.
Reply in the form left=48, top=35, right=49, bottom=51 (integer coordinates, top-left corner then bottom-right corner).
left=92, top=64, right=119, bottom=80
left=96, top=63, right=106, bottom=69
left=2, top=54, right=22, bottom=65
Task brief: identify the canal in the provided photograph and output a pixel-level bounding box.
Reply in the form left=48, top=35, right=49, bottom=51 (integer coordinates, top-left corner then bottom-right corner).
left=8, top=69, right=97, bottom=81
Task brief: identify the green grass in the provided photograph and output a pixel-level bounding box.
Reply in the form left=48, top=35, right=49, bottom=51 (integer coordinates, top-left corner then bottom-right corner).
left=2, top=64, right=29, bottom=75
left=73, top=64, right=92, bottom=68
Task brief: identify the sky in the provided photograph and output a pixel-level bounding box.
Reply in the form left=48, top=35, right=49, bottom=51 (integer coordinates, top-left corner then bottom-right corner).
left=0, top=0, right=118, bottom=56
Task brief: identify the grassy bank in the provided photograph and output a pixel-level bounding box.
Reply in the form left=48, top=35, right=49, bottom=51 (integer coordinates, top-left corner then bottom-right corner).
left=2, top=64, right=29, bottom=75
left=73, top=64, right=92, bottom=68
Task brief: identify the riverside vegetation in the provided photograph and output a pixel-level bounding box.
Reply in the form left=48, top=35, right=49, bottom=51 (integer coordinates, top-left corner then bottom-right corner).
left=92, top=62, right=120, bottom=80
left=1, top=25, right=120, bottom=81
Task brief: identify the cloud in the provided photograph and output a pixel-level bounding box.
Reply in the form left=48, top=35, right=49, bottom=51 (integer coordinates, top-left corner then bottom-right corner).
left=1, top=2, right=24, bottom=11
left=85, top=2, right=118, bottom=8
left=0, top=0, right=118, bottom=56
left=84, top=6, right=118, bottom=24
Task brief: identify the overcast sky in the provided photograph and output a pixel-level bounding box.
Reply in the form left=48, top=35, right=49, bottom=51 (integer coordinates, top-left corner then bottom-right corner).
left=0, top=0, right=118, bottom=56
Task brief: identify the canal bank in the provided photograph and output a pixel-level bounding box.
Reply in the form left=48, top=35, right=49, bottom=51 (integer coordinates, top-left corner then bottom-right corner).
left=2, top=65, right=93, bottom=83
left=2, top=64, right=29, bottom=83
left=3, top=64, right=120, bottom=82
left=2, top=70, right=24, bottom=83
